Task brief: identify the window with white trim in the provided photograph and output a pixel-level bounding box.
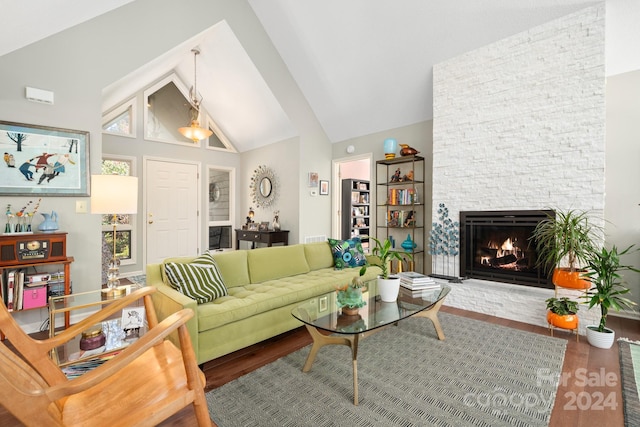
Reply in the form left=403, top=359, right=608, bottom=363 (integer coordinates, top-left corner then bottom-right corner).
left=102, top=98, right=136, bottom=138
left=101, top=156, right=137, bottom=265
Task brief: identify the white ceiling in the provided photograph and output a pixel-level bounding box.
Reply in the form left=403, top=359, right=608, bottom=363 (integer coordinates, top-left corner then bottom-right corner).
left=2, top=0, right=639, bottom=151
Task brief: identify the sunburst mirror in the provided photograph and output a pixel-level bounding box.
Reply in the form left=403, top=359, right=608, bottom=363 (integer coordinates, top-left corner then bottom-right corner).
left=250, top=165, right=277, bottom=208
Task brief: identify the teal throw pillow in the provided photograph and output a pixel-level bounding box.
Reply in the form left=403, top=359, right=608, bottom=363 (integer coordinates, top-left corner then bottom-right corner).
left=164, top=252, right=228, bottom=304
left=328, top=237, right=367, bottom=270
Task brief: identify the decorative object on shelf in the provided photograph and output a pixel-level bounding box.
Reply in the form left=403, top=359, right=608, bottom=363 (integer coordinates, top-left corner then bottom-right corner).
left=37, top=211, right=59, bottom=232
left=359, top=236, right=410, bottom=302
left=259, top=221, right=270, bottom=231
left=177, top=48, right=213, bottom=143
left=383, top=138, right=398, bottom=159
left=401, top=234, right=416, bottom=252
left=428, top=203, right=460, bottom=281
left=250, top=165, right=277, bottom=208
left=79, top=326, right=106, bottom=351
left=582, top=245, right=638, bottom=349
left=272, top=210, right=281, bottom=231
left=530, top=209, right=597, bottom=290
left=399, top=144, right=419, bottom=156
left=246, top=207, right=255, bottom=227
left=0, top=120, right=90, bottom=196
left=336, top=276, right=367, bottom=315
left=91, top=174, right=139, bottom=291
left=545, top=297, right=579, bottom=340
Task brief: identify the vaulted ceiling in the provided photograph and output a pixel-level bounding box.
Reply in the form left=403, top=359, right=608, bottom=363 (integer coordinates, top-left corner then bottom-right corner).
left=2, top=0, right=639, bottom=152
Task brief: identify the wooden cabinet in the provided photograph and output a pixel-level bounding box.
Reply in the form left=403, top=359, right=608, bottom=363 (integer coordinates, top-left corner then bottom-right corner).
left=0, top=232, right=74, bottom=337
left=376, top=156, right=425, bottom=273
left=341, top=179, right=370, bottom=248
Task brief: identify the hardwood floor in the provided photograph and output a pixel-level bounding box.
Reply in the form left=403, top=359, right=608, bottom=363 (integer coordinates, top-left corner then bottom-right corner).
left=1, top=306, right=638, bottom=426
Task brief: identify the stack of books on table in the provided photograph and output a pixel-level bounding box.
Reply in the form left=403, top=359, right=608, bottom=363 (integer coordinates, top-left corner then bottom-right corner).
left=398, top=272, right=439, bottom=297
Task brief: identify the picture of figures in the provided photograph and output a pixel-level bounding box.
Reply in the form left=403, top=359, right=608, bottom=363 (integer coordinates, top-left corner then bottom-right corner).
left=0, top=121, right=89, bottom=195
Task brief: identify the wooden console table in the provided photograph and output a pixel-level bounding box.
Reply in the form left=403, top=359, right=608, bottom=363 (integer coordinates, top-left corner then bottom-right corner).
left=235, top=229, right=289, bottom=249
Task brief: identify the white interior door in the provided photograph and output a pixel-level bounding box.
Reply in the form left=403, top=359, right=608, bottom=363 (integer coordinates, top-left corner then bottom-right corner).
left=145, top=158, right=199, bottom=265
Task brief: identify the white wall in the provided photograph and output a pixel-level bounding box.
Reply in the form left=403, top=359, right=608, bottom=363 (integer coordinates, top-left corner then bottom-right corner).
left=605, top=69, right=640, bottom=307
left=432, top=5, right=607, bottom=329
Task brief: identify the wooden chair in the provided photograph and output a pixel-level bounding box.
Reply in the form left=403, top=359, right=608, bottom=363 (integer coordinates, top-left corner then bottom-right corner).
left=0, top=287, right=211, bottom=427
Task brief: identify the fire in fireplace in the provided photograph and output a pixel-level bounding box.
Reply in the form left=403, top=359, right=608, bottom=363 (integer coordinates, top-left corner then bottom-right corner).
left=460, top=210, right=553, bottom=288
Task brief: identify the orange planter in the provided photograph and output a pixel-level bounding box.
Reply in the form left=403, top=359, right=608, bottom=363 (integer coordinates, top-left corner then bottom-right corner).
left=552, top=268, right=590, bottom=290
left=547, top=310, right=579, bottom=330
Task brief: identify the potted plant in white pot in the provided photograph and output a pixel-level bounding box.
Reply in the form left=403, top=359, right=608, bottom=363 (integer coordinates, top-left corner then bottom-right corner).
left=530, top=209, right=598, bottom=289
left=359, top=236, right=411, bottom=302
left=582, top=245, right=638, bottom=349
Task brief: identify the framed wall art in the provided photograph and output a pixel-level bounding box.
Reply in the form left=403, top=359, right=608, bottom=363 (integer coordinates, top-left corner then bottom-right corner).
left=0, top=121, right=90, bottom=196
left=319, top=180, right=329, bottom=195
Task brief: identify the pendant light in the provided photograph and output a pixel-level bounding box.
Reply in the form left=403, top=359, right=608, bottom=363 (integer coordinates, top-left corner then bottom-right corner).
left=178, top=47, right=213, bottom=142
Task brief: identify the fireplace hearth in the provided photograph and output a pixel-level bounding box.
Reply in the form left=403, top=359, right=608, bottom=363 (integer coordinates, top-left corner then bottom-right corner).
left=460, top=210, right=553, bottom=288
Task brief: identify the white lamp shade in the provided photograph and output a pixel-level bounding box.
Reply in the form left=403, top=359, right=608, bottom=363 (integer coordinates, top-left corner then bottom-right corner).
left=91, top=175, right=138, bottom=214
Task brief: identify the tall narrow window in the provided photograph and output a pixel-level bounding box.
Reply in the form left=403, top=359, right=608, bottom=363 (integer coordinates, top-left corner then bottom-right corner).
left=101, top=156, right=136, bottom=264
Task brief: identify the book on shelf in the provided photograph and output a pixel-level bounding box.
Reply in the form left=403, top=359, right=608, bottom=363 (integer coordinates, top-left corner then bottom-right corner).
left=400, top=285, right=439, bottom=298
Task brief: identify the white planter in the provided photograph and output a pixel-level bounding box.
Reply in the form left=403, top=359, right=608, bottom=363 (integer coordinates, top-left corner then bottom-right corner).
left=586, top=325, right=615, bottom=349
left=378, top=276, right=401, bottom=302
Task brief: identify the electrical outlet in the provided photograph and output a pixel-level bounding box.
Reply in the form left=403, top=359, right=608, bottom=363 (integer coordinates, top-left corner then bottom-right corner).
left=76, top=200, right=87, bottom=213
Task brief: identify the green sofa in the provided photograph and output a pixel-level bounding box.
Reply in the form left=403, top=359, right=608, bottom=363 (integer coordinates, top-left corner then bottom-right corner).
left=146, top=241, right=382, bottom=364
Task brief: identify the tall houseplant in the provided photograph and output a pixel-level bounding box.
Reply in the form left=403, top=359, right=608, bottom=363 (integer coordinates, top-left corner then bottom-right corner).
left=359, top=236, right=411, bottom=302
left=582, top=245, right=638, bottom=348
left=530, top=209, right=598, bottom=289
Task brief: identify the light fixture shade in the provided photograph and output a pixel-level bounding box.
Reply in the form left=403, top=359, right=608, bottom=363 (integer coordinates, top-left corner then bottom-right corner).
left=179, top=120, right=213, bottom=142
left=90, top=175, right=138, bottom=214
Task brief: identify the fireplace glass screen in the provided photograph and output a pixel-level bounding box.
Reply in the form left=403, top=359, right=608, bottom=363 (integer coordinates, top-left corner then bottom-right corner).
left=460, top=210, right=553, bottom=288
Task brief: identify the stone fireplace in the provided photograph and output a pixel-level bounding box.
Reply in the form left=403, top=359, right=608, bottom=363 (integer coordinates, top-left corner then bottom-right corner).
left=431, top=5, right=605, bottom=332
left=460, top=210, right=553, bottom=289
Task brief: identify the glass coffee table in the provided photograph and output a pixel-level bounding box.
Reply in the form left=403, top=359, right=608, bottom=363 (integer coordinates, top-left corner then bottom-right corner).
left=291, top=280, right=450, bottom=405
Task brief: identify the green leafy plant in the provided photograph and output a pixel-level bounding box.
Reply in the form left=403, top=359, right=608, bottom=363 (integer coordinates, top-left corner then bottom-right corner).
left=545, top=297, right=578, bottom=315
left=583, top=245, right=638, bottom=332
left=359, top=236, right=410, bottom=279
left=530, top=209, right=598, bottom=273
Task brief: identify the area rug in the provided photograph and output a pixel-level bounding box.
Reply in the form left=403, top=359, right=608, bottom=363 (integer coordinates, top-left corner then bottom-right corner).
left=206, top=312, right=566, bottom=427
left=619, top=338, right=640, bottom=427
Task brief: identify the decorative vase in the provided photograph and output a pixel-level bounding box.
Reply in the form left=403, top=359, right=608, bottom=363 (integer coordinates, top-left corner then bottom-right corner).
left=383, top=138, right=398, bottom=160
left=272, top=218, right=280, bottom=231
left=38, top=211, right=59, bottom=232
left=377, top=276, right=401, bottom=302
left=401, top=234, right=416, bottom=252
left=552, top=268, right=590, bottom=290
left=586, top=325, right=615, bottom=349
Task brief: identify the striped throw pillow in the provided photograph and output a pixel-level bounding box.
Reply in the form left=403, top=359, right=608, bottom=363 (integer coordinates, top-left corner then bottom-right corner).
left=164, top=252, right=228, bottom=304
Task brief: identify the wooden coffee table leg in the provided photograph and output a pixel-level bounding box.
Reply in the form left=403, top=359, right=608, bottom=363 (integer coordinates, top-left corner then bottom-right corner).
left=302, top=325, right=360, bottom=405
left=413, top=298, right=447, bottom=340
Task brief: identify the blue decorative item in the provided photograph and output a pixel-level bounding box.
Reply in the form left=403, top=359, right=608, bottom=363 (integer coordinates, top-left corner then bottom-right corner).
left=401, top=234, right=416, bottom=252
left=38, top=211, right=59, bottom=232
left=383, top=138, right=398, bottom=159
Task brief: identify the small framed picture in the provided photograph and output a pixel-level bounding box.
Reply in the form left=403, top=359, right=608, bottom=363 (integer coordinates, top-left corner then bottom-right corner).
left=319, top=180, right=329, bottom=195
left=248, top=222, right=259, bottom=231
left=308, top=172, right=318, bottom=187
left=122, top=307, right=145, bottom=339
left=259, top=221, right=270, bottom=231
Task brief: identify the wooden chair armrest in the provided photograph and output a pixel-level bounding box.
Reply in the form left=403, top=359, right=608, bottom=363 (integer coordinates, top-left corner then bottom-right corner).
left=45, top=308, right=194, bottom=400
left=33, top=287, right=157, bottom=352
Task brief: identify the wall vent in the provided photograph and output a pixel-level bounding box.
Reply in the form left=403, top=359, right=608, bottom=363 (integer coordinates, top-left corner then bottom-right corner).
left=304, top=235, right=326, bottom=244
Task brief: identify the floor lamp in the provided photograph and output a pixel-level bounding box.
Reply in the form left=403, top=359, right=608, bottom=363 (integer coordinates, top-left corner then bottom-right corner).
left=91, top=175, right=138, bottom=295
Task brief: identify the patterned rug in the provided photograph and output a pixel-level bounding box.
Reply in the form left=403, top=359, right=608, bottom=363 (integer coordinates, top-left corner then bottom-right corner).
left=206, top=312, right=566, bottom=427
left=619, top=338, right=640, bottom=427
